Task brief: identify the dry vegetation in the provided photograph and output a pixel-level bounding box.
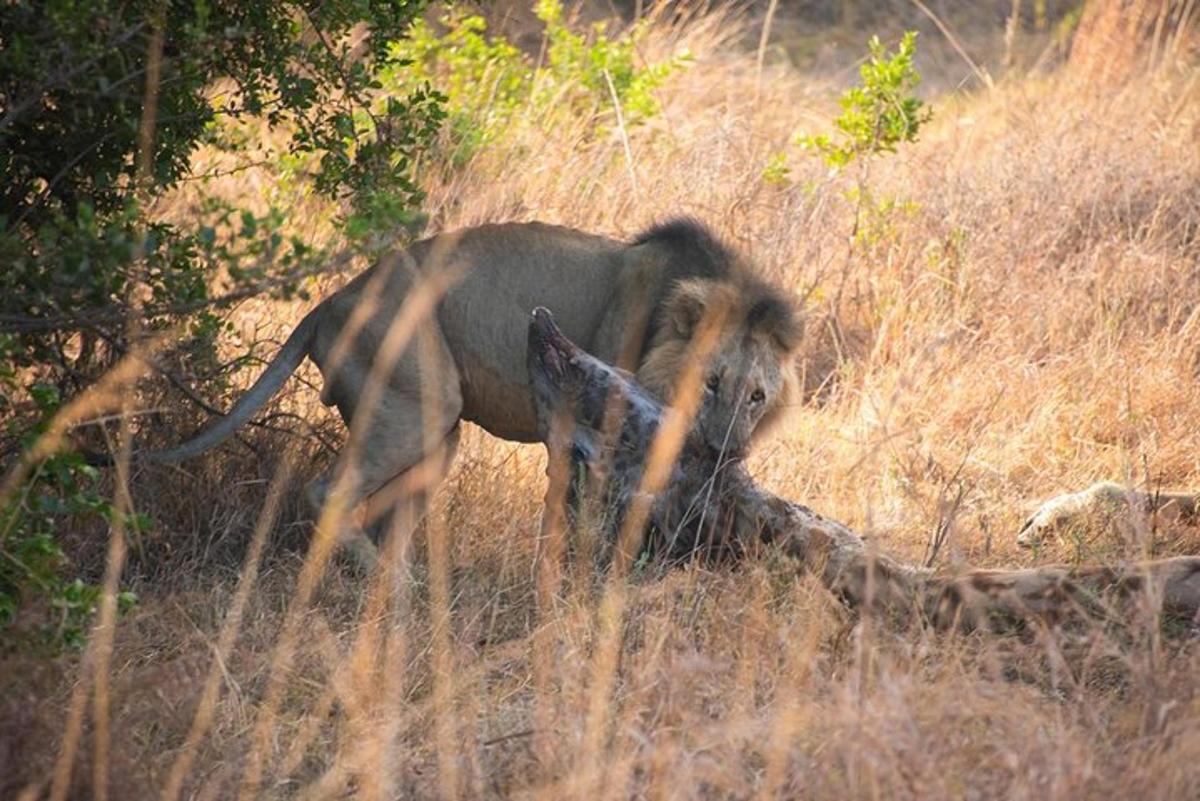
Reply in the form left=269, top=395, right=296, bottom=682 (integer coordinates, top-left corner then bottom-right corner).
left=5, top=2, right=1200, bottom=799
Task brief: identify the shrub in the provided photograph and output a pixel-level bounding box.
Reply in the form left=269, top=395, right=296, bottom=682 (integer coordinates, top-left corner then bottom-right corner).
left=382, top=0, right=691, bottom=165
left=1, top=2, right=444, bottom=376
left=0, top=380, right=139, bottom=651
left=796, top=31, right=931, bottom=169
left=0, top=0, right=443, bottom=649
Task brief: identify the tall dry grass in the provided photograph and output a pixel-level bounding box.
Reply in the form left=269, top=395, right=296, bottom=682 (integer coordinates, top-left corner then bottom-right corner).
left=4, top=2, right=1200, bottom=799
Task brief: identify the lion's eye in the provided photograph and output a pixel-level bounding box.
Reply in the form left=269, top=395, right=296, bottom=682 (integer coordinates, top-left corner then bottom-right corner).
left=705, top=374, right=720, bottom=393
left=750, top=388, right=766, bottom=404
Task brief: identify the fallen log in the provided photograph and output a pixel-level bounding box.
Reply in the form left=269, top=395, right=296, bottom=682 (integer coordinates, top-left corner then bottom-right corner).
left=525, top=307, right=1200, bottom=632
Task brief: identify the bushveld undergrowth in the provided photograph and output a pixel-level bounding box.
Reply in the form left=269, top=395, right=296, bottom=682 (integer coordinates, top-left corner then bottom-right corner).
left=3, top=1, right=1200, bottom=799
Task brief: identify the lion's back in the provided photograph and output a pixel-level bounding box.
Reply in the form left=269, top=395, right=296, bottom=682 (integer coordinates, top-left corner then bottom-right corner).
left=428, top=222, right=628, bottom=441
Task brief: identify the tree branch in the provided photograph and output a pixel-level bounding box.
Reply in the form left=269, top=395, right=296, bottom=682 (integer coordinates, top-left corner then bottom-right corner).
left=0, top=250, right=354, bottom=335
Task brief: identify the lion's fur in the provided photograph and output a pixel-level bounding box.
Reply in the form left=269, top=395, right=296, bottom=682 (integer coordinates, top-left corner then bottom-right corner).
left=148, top=218, right=802, bottom=563
left=637, top=276, right=803, bottom=452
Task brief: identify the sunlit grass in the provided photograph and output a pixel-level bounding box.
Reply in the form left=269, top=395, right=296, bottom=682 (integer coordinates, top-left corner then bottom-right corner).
left=5, top=2, right=1200, bottom=799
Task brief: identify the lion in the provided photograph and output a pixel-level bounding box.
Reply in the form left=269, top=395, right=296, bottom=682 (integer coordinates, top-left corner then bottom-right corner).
left=133, top=218, right=803, bottom=565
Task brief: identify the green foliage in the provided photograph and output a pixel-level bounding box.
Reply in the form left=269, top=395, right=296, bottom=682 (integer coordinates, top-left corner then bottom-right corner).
left=383, top=13, right=527, bottom=167
left=383, top=0, right=690, bottom=165
left=761, top=152, right=792, bottom=186
left=0, top=0, right=441, bottom=371
left=797, top=31, right=931, bottom=169
left=536, top=0, right=686, bottom=121
left=0, top=0, right=442, bottom=651
left=0, top=379, right=139, bottom=651
left=848, top=187, right=921, bottom=248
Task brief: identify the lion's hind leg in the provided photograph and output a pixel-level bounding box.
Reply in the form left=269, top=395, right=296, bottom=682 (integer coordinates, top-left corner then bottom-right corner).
left=360, top=423, right=462, bottom=547
left=304, top=471, right=384, bottom=571
left=309, top=322, right=465, bottom=572
left=305, top=428, right=463, bottom=572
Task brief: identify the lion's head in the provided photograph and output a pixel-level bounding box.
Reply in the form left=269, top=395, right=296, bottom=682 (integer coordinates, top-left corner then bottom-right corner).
left=636, top=277, right=802, bottom=459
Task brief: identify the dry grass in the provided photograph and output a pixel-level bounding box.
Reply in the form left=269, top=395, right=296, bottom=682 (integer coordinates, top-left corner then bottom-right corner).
left=5, top=2, right=1200, bottom=799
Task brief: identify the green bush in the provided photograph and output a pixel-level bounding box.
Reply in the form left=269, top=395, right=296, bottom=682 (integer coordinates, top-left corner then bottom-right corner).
left=382, top=0, right=690, bottom=165
left=1, top=0, right=442, bottom=369
left=0, top=0, right=443, bottom=649
left=535, top=0, right=686, bottom=121
left=0, top=379, right=139, bottom=651
left=797, top=31, right=931, bottom=169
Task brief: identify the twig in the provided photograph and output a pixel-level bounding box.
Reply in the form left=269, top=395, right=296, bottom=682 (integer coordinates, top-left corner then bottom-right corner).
left=0, top=250, right=354, bottom=335
left=602, top=69, right=639, bottom=195
left=754, top=0, right=780, bottom=104
left=910, top=0, right=995, bottom=90
left=0, top=23, right=148, bottom=132
left=482, top=729, right=535, bottom=747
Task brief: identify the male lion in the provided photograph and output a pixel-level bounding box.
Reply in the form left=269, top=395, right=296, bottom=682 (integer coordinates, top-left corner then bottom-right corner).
left=136, top=218, right=802, bottom=564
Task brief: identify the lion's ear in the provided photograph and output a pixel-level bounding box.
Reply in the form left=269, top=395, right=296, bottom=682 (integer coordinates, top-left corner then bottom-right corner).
left=664, top=279, right=716, bottom=338
left=748, top=296, right=803, bottom=353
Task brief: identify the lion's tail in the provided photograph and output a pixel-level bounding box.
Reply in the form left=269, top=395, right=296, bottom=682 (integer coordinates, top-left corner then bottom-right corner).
left=88, top=309, right=320, bottom=466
